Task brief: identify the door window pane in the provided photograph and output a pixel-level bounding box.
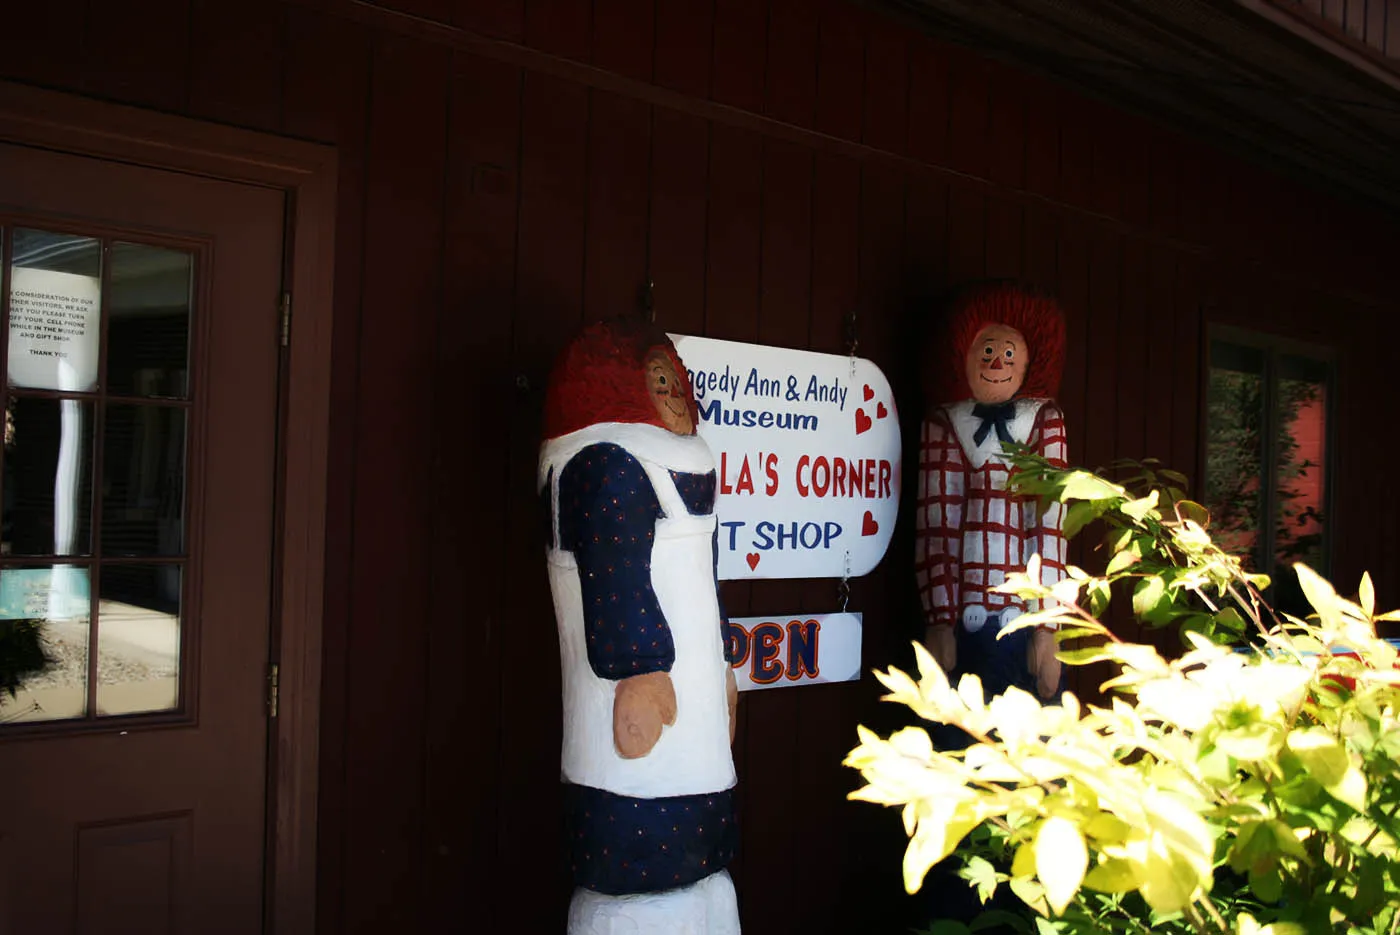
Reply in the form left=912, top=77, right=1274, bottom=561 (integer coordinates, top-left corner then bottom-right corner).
left=1204, top=341, right=1266, bottom=570
left=102, top=405, right=186, bottom=556
left=107, top=243, right=192, bottom=399
left=0, top=564, right=91, bottom=724
left=8, top=229, right=102, bottom=392
left=1271, top=356, right=1330, bottom=616
left=3, top=397, right=95, bottom=556
left=96, top=564, right=180, bottom=716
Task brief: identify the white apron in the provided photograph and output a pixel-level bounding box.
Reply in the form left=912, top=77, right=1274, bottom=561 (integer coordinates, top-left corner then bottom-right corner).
left=539, top=422, right=737, bottom=799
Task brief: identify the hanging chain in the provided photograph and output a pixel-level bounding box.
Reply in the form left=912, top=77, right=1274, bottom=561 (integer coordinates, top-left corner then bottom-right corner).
left=838, top=551, right=851, bottom=613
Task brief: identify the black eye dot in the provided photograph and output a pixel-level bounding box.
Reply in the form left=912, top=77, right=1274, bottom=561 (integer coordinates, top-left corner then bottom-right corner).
left=1004, top=348, right=1014, bottom=359
left=983, top=345, right=994, bottom=356
left=658, top=375, right=667, bottom=385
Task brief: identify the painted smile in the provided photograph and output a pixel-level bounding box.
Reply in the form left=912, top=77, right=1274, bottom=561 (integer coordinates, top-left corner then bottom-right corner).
left=979, top=374, right=1013, bottom=384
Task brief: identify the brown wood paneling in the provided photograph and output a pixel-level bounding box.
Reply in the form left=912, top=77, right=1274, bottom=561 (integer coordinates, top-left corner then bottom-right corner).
left=189, top=0, right=284, bottom=132
left=1023, top=77, right=1060, bottom=199
left=593, top=0, right=656, bottom=82
left=0, top=1, right=88, bottom=92
left=740, top=136, right=813, bottom=935
left=525, top=0, right=592, bottom=62
left=373, top=0, right=452, bottom=26
left=502, top=69, right=590, bottom=933
left=712, top=0, right=769, bottom=112
left=1367, top=0, right=1387, bottom=51
left=84, top=0, right=191, bottom=112
left=453, top=0, right=523, bottom=39
left=986, top=196, right=1025, bottom=280
left=800, top=151, right=863, bottom=931
left=765, top=0, right=818, bottom=129
left=947, top=45, right=989, bottom=178
left=815, top=0, right=867, bottom=142
left=703, top=125, right=764, bottom=341
left=5, top=3, right=1400, bottom=934
left=341, top=34, right=450, bottom=932
left=583, top=91, right=652, bottom=319
left=904, top=174, right=949, bottom=302
left=428, top=51, right=522, bottom=934
left=907, top=38, right=950, bottom=171
left=278, top=13, right=372, bottom=935
left=987, top=60, right=1025, bottom=189
left=1116, top=239, right=1149, bottom=463
left=863, top=16, right=909, bottom=154
left=654, top=0, right=715, bottom=98
left=1083, top=230, right=1121, bottom=476
left=649, top=110, right=710, bottom=335
left=947, top=183, right=987, bottom=283
left=1144, top=246, right=1177, bottom=473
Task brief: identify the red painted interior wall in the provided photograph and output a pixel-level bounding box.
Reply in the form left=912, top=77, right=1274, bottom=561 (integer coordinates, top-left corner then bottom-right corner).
left=5, top=0, right=1400, bottom=932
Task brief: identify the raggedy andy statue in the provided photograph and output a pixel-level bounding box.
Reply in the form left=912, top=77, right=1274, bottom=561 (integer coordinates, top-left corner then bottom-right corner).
left=915, top=282, right=1068, bottom=701
left=539, top=318, right=741, bottom=935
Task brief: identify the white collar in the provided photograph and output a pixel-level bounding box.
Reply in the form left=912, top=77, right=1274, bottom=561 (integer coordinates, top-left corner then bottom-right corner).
left=944, top=398, right=1047, bottom=469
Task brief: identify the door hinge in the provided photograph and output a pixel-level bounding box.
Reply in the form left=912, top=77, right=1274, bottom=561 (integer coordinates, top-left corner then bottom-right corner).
left=267, top=663, right=280, bottom=719
left=279, top=292, right=292, bottom=347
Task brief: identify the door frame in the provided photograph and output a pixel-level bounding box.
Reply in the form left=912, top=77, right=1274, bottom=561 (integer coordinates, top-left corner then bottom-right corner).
left=0, top=81, right=335, bottom=933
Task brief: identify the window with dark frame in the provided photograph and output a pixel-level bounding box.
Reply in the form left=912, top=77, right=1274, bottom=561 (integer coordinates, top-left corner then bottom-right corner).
left=0, top=223, right=195, bottom=728
left=1204, top=330, right=1333, bottom=622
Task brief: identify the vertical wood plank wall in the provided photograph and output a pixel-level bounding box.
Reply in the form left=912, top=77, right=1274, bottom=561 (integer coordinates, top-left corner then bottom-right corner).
left=6, top=0, right=1400, bottom=931
left=1289, top=0, right=1400, bottom=58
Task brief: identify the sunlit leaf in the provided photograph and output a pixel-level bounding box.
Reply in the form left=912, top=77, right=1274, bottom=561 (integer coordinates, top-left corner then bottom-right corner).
left=1133, top=577, right=1167, bottom=619
left=1082, top=857, right=1144, bottom=893
left=1287, top=729, right=1349, bottom=787
left=1034, top=816, right=1088, bottom=915
left=1326, top=765, right=1368, bottom=812
left=1360, top=572, right=1376, bottom=618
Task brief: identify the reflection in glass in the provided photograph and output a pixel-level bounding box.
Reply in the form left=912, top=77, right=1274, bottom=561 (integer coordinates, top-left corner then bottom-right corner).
left=1271, top=358, right=1330, bottom=617
left=107, top=243, right=192, bottom=398
left=0, top=564, right=91, bottom=724
left=1204, top=341, right=1266, bottom=570
left=2, top=397, right=95, bottom=556
left=8, top=229, right=102, bottom=392
left=96, top=564, right=180, bottom=716
left=102, top=405, right=186, bottom=556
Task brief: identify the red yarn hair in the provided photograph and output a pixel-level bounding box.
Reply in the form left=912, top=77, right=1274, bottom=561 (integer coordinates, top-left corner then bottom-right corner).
left=928, top=282, right=1067, bottom=405
left=542, top=318, right=698, bottom=441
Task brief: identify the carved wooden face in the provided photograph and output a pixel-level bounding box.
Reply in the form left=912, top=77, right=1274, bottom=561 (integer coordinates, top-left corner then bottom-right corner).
left=966, top=323, right=1027, bottom=404
left=645, top=349, right=694, bottom=435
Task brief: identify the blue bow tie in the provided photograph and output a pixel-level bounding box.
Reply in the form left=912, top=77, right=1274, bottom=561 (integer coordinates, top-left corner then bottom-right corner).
left=971, top=401, right=1016, bottom=447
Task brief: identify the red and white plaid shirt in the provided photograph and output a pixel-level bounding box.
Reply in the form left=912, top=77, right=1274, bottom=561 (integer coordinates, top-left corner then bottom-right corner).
left=915, top=398, right=1068, bottom=628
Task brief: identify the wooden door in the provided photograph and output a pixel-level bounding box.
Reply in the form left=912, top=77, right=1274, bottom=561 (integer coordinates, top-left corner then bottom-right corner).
left=0, top=139, right=283, bottom=934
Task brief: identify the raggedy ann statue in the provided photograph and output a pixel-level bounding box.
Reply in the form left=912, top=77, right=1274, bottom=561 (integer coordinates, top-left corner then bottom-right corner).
left=539, top=318, right=741, bottom=935
left=915, top=282, right=1069, bottom=702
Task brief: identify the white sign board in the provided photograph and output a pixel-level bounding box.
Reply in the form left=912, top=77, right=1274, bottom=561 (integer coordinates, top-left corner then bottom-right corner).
left=669, top=334, right=900, bottom=580
left=8, top=267, right=102, bottom=392
left=728, top=612, right=862, bottom=691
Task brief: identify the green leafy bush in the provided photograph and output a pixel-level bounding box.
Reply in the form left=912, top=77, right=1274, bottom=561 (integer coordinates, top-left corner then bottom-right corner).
left=846, top=453, right=1400, bottom=935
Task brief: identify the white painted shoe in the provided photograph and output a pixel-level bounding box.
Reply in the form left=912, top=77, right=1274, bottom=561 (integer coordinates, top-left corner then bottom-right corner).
left=567, top=870, right=741, bottom=935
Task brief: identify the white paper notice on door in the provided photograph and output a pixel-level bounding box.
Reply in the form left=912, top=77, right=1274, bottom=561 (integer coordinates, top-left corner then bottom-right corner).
left=8, top=266, right=102, bottom=392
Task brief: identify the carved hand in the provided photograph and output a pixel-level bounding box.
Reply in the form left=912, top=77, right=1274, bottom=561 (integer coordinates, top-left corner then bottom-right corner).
left=613, top=671, right=677, bottom=759
left=925, top=624, right=956, bottom=674
left=1028, top=627, right=1061, bottom=699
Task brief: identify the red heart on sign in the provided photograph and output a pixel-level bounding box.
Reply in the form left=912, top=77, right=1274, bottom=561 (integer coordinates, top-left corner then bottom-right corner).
left=861, top=511, right=879, bottom=536
left=877, top=401, right=888, bottom=419
left=746, top=553, right=761, bottom=571
left=855, top=408, right=872, bottom=435
left=863, top=384, right=874, bottom=401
